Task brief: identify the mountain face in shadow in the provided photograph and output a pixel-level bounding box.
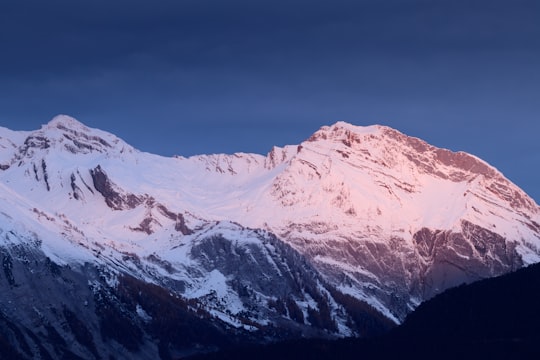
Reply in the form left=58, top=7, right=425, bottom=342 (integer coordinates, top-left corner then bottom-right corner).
left=189, top=262, right=540, bottom=359
left=390, top=261, right=540, bottom=358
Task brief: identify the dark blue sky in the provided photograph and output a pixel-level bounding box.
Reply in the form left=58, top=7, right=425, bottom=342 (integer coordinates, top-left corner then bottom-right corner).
left=1, top=0, right=539, bottom=201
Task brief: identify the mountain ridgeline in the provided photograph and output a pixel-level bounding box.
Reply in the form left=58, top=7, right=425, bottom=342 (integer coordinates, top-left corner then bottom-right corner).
left=0, top=115, right=538, bottom=359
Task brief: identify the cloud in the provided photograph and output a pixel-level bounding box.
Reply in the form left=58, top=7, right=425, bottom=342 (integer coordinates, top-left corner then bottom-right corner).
left=0, top=0, right=539, bottom=199
left=2, top=0, right=538, bottom=80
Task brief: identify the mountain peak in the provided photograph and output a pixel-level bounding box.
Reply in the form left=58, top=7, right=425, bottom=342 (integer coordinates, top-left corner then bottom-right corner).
left=17, top=115, right=135, bottom=159
left=307, top=121, right=497, bottom=179
left=296, top=121, right=537, bottom=215
left=44, top=114, right=90, bottom=133
left=309, top=122, right=382, bottom=141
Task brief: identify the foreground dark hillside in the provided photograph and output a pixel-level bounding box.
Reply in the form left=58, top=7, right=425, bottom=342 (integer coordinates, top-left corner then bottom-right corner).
left=190, top=262, right=540, bottom=360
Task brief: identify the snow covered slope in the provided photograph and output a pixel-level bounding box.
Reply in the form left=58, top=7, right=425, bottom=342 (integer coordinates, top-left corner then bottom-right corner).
left=0, top=115, right=538, bottom=357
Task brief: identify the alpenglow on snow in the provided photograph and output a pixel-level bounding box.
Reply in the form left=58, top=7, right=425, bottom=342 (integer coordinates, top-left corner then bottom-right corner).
left=0, top=115, right=538, bottom=359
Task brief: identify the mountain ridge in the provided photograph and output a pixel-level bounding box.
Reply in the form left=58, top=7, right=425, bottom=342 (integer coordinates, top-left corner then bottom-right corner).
left=0, top=115, right=539, bottom=358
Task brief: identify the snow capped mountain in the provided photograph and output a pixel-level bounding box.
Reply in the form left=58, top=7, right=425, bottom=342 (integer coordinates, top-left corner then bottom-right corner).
left=241, top=121, right=540, bottom=318
left=0, top=115, right=539, bottom=358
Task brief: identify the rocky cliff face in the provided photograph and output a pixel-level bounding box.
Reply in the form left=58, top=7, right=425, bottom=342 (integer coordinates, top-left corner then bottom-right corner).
left=244, top=122, right=540, bottom=319
left=0, top=220, right=391, bottom=359
left=0, top=115, right=538, bottom=357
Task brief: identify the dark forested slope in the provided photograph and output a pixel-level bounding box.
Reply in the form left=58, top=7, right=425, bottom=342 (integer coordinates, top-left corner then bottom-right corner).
left=190, top=262, right=540, bottom=360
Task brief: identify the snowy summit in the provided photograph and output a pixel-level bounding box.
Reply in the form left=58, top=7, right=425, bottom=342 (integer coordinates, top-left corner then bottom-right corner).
left=0, top=115, right=538, bottom=358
